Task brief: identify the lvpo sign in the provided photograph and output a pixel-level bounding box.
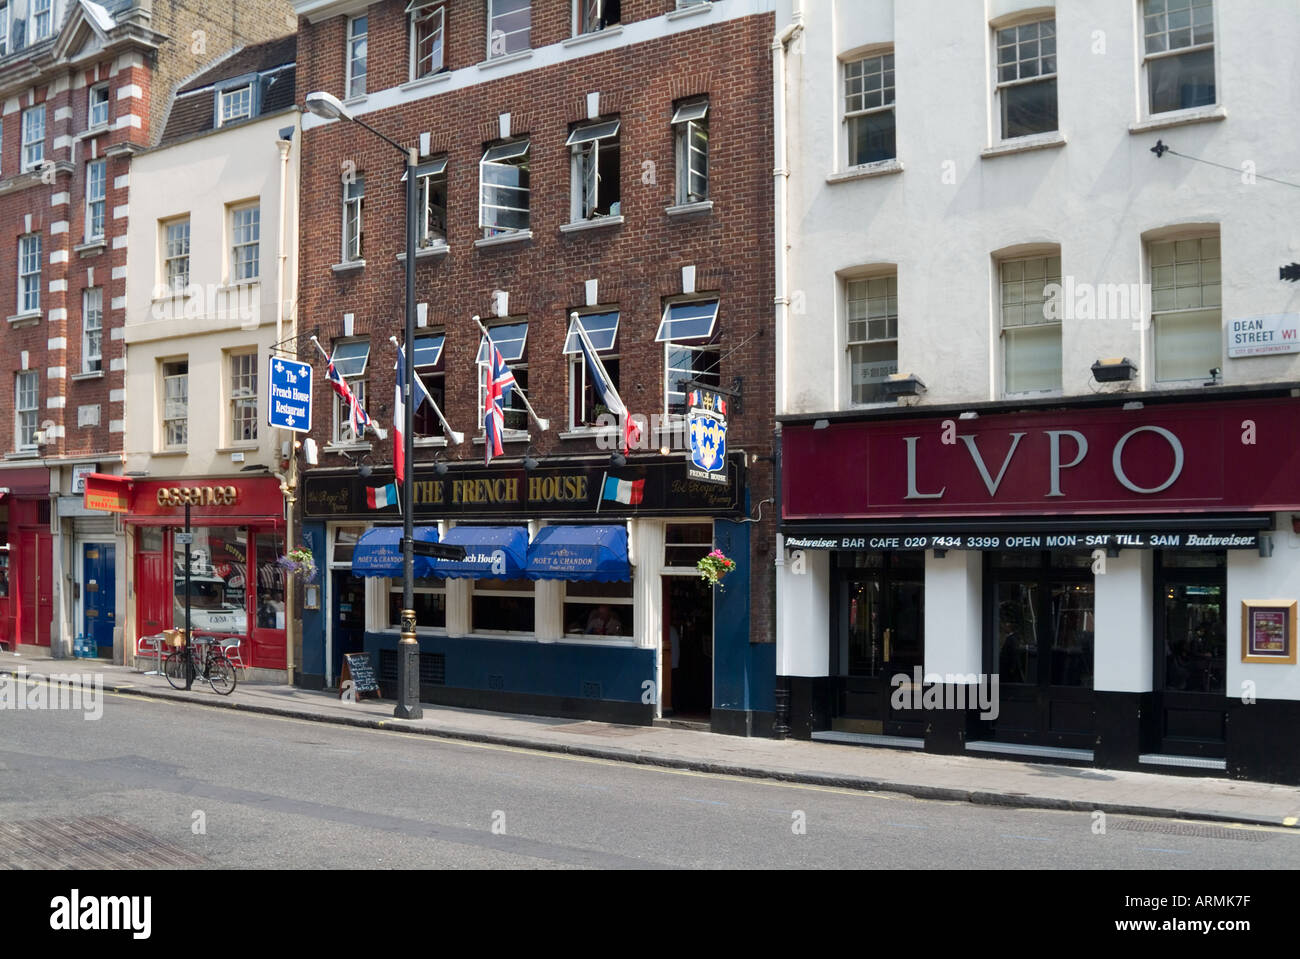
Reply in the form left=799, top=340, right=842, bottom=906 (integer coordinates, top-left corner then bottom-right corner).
left=782, top=397, right=1300, bottom=518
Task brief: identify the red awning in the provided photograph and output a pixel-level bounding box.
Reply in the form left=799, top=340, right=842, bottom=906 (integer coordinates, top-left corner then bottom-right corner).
left=83, top=473, right=134, bottom=513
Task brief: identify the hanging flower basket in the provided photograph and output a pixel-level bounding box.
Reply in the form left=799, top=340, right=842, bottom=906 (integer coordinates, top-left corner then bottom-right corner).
left=278, top=547, right=318, bottom=583
left=696, top=549, right=737, bottom=587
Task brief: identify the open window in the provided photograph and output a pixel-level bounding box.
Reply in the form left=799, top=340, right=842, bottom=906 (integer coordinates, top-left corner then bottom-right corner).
left=657, top=300, right=720, bottom=416
left=331, top=339, right=371, bottom=443
left=563, top=311, right=620, bottom=428
left=576, top=0, right=620, bottom=36
left=672, top=98, right=709, bottom=204
left=412, top=332, right=446, bottom=438
left=409, top=0, right=446, bottom=80
left=477, top=322, right=529, bottom=432
left=567, top=119, right=621, bottom=221
left=479, top=140, right=530, bottom=238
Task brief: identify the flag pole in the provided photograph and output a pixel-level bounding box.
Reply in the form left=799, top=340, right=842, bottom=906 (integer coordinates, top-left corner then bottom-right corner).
left=389, top=335, right=464, bottom=444
left=472, top=314, right=550, bottom=432
left=596, top=470, right=607, bottom=515
left=571, top=311, right=637, bottom=453
left=311, top=336, right=385, bottom=440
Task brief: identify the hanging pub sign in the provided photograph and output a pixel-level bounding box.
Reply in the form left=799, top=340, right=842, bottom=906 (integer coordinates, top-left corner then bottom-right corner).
left=686, top=388, right=730, bottom=487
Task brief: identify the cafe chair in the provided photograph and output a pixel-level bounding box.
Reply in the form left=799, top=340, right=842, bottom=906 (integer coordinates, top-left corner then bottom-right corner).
left=135, top=633, right=166, bottom=675
left=220, top=637, right=249, bottom=676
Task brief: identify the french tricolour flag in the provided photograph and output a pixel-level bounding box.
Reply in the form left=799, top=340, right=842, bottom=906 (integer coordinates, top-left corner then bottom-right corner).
left=366, top=483, right=398, bottom=510
left=602, top=477, right=644, bottom=505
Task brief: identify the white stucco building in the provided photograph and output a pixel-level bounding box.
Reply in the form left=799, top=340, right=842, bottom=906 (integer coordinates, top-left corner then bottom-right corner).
left=773, top=0, right=1300, bottom=784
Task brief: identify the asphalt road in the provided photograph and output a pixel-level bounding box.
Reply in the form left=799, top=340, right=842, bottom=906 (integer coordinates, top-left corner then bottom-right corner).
left=1, top=684, right=1297, bottom=869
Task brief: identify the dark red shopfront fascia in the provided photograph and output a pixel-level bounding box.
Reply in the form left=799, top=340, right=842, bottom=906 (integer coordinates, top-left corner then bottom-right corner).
left=783, top=397, right=1300, bottom=519
left=127, top=477, right=286, bottom=670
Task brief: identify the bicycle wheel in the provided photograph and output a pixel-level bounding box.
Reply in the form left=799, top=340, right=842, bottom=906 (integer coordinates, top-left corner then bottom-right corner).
left=163, top=651, right=189, bottom=689
left=207, top=654, right=237, bottom=696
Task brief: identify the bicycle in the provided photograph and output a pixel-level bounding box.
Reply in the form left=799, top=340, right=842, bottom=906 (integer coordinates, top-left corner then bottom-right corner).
left=163, top=634, right=238, bottom=696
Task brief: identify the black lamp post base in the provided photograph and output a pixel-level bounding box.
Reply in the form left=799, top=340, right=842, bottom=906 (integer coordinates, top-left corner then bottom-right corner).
left=394, top=613, right=423, bottom=719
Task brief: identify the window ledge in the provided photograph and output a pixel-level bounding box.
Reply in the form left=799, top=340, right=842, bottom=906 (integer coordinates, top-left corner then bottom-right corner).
left=560, top=215, right=625, bottom=234
left=324, top=441, right=373, bottom=454
left=399, top=70, right=452, bottom=93
left=471, top=431, right=529, bottom=446
left=396, top=243, right=449, bottom=262
left=218, top=279, right=260, bottom=292
left=413, top=436, right=449, bottom=447
left=666, top=199, right=714, bottom=217
left=331, top=259, right=366, bottom=274
left=342, top=94, right=369, bottom=108
left=558, top=429, right=601, bottom=440
left=827, top=159, right=904, bottom=184
left=6, top=311, right=42, bottom=328
left=1129, top=104, right=1226, bottom=135
left=474, top=230, right=532, bottom=249
left=478, top=50, right=534, bottom=71
left=215, top=444, right=259, bottom=454
left=152, top=449, right=188, bottom=458
left=70, top=370, right=104, bottom=381
left=981, top=131, right=1067, bottom=159
left=5, top=450, right=39, bottom=460
left=74, top=239, right=107, bottom=256
left=666, top=2, right=713, bottom=22
left=563, top=25, right=624, bottom=48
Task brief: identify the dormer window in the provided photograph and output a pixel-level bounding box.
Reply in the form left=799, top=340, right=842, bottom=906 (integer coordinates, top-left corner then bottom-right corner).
left=219, top=85, right=253, bottom=125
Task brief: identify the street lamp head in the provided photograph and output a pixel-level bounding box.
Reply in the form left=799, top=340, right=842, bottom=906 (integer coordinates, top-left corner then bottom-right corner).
left=304, top=91, right=352, bottom=122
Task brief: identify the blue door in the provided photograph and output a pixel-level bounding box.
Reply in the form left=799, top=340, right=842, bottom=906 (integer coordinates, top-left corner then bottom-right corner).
left=83, top=544, right=116, bottom=657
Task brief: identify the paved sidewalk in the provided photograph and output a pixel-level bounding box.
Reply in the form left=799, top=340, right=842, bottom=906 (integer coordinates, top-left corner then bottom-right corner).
left=4, top=649, right=1299, bottom=829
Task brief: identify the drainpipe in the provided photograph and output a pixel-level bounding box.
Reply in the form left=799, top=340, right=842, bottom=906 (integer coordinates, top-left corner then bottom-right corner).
left=276, top=132, right=297, bottom=681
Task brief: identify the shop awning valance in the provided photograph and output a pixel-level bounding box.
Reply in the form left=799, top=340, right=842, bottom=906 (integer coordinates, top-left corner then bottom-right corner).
left=433, top=526, right=528, bottom=579
left=524, top=525, right=630, bottom=582
left=352, top=526, right=441, bottom=577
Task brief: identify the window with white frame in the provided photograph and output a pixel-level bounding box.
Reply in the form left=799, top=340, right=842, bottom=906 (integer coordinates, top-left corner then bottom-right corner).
left=564, top=578, right=633, bottom=638
left=219, top=85, right=252, bottom=125
left=576, top=0, right=619, bottom=35
left=14, top=371, right=37, bottom=450
left=0, top=3, right=10, bottom=57
left=995, top=18, right=1057, bottom=139
left=17, top=233, right=40, bottom=314
left=844, top=51, right=895, bottom=167
left=389, top=574, right=446, bottom=628
left=563, top=311, right=620, bottom=429
left=568, top=119, right=620, bottom=221
left=846, top=274, right=899, bottom=404
left=89, top=83, right=109, bottom=128
left=346, top=15, right=368, bottom=98
left=343, top=176, right=365, bottom=261
left=410, top=0, right=445, bottom=79
left=664, top=522, right=713, bottom=568
left=330, top=525, right=367, bottom=567
left=22, top=105, right=44, bottom=170
left=82, top=288, right=102, bottom=374
left=1000, top=253, right=1062, bottom=394
left=32, top=0, right=50, bottom=39
left=85, top=159, right=107, bottom=240
left=488, top=0, right=530, bottom=58
left=231, top=204, right=260, bottom=281
left=229, top=350, right=258, bottom=443
left=331, top=339, right=371, bottom=443
left=412, top=332, right=446, bottom=438
left=1143, top=0, right=1215, bottom=115
left=656, top=300, right=720, bottom=415
left=163, top=217, right=190, bottom=290
left=1150, top=235, right=1221, bottom=382
left=477, top=322, right=529, bottom=432
left=672, top=97, right=709, bottom=204
left=479, top=140, right=530, bottom=238
left=413, top=158, right=447, bottom=247
left=161, top=360, right=189, bottom=449
left=471, top=576, right=535, bottom=634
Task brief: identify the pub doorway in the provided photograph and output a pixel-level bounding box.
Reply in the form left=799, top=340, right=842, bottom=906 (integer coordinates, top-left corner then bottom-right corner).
left=830, top=551, right=925, bottom=737
left=331, top=570, right=367, bottom=686
left=660, top=522, right=715, bottom=722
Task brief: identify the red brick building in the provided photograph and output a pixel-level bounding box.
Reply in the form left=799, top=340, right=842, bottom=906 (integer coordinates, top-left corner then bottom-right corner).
left=293, top=0, right=777, bottom=734
left=0, top=0, right=294, bottom=656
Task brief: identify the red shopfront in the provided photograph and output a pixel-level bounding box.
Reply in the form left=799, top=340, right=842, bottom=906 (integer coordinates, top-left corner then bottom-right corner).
left=0, top=467, right=52, bottom=649
left=125, top=477, right=287, bottom=671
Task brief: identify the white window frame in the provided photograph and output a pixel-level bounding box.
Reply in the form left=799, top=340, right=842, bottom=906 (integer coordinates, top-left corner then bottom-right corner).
left=1141, top=0, right=1217, bottom=117
left=230, top=203, right=260, bottom=282
left=414, top=158, right=447, bottom=248
left=999, top=253, right=1063, bottom=396
left=663, top=521, right=714, bottom=573
left=672, top=98, right=709, bottom=204
left=409, top=0, right=445, bottom=80
left=18, top=233, right=41, bottom=314
left=32, top=0, right=50, bottom=39
left=412, top=332, right=446, bottom=439
left=1149, top=234, right=1222, bottom=384
left=219, top=85, right=253, bottom=125
left=387, top=575, right=447, bottom=630
left=656, top=301, right=720, bottom=417
left=162, top=217, right=191, bottom=291
left=843, top=50, right=895, bottom=169
left=346, top=15, right=368, bottom=99
left=85, top=159, right=107, bottom=241
left=82, top=288, right=103, bottom=374
left=563, top=579, right=634, bottom=639
left=22, top=105, right=44, bottom=171
left=479, top=140, right=530, bottom=238
left=469, top=577, right=536, bottom=636
left=477, top=321, right=529, bottom=435
left=575, top=0, right=619, bottom=36
left=564, top=311, right=620, bottom=430
left=0, top=3, right=10, bottom=58
left=567, top=119, right=621, bottom=221
left=88, top=83, right=110, bottom=129
left=993, top=16, right=1058, bottom=141
left=14, top=370, right=37, bottom=451
left=161, top=359, right=189, bottom=450
left=343, top=176, right=365, bottom=262
left=332, top=339, right=371, bottom=444
left=229, top=350, right=258, bottom=444
left=845, top=273, right=899, bottom=406
left=487, top=0, right=531, bottom=59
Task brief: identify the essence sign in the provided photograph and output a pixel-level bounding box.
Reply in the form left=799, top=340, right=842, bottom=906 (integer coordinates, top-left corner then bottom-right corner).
left=782, top=397, right=1300, bottom=519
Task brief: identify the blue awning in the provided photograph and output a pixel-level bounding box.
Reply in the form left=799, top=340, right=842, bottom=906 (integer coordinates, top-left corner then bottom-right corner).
left=351, top=526, right=440, bottom=578
left=524, top=525, right=630, bottom=582
left=433, top=526, right=528, bottom=579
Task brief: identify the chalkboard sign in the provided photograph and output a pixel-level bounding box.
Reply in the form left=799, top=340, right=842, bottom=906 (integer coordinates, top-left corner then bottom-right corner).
left=340, top=653, right=381, bottom=701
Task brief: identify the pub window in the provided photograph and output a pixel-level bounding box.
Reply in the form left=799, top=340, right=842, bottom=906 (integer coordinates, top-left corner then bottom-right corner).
left=412, top=332, right=446, bottom=439
left=470, top=577, right=535, bottom=634
left=1000, top=252, right=1062, bottom=395
left=664, top=522, right=713, bottom=569
left=563, top=311, right=620, bottom=429
left=988, top=550, right=1094, bottom=689
left=564, top=579, right=633, bottom=638
left=330, top=525, right=367, bottom=567
left=389, top=576, right=447, bottom=629
left=1155, top=549, right=1226, bottom=695
left=476, top=321, right=529, bottom=433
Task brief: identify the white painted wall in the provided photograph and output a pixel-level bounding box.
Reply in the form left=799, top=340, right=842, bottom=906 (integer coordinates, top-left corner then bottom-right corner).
left=1093, top=549, right=1154, bottom=692
left=1227, top=516, right=1300, bottom=702
left=776, top=545, right=830, bottom=675
left=923, top=549, right=982, bottom=676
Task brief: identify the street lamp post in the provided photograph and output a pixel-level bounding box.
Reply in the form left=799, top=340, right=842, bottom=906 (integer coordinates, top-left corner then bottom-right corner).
left=304, top=91, right=422, bottom=720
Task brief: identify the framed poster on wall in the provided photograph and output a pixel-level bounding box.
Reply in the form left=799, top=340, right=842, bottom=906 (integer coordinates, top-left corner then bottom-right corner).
left=1241, top=600, right=1298, bottom=664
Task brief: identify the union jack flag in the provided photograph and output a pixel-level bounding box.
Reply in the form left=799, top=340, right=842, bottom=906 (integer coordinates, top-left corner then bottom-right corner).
left=327, top=357, right=372, bottom=439
left=482, top=338, right=517, bottom=465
